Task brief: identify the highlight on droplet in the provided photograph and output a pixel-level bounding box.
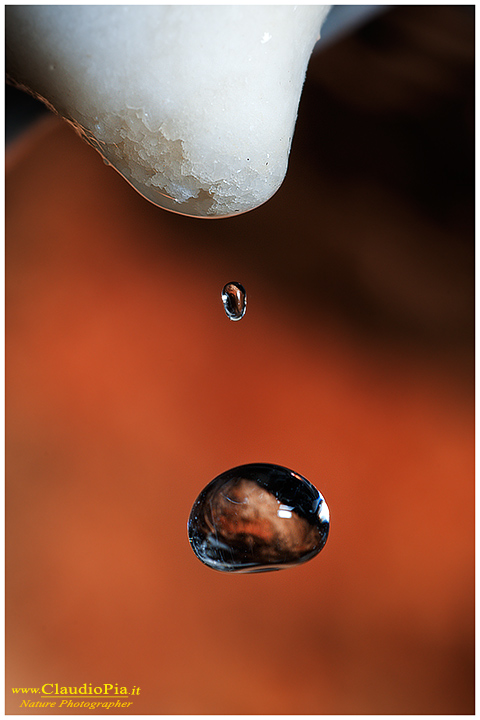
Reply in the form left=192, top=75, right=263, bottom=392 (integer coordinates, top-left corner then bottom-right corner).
left=187, top=463, right=330, bottom=573
left=221, top=282, right=247, bottom=321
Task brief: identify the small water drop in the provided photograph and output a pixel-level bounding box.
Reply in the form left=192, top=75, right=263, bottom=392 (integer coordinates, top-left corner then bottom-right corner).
left=187, top=463, right=330, bottom=573
left=221, top=282, right=246, bottom=321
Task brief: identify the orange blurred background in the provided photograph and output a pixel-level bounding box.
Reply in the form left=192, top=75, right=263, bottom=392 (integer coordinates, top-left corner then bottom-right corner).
left=6, top=6, right=474, bottom=714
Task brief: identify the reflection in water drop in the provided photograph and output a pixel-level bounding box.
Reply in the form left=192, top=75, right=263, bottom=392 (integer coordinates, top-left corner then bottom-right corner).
left=187, top=463, right=330, bottom=573
left=222, top=282, right=246, bottom=321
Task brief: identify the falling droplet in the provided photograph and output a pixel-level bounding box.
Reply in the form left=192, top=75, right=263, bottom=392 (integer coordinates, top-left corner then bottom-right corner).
left=221, top=282, right=246, bottom=321
left=187, top=463, right=329, bottom=573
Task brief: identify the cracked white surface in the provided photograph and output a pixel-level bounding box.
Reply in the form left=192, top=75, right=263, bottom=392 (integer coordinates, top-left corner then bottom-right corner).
left=6, top=5, right=330, bottom=217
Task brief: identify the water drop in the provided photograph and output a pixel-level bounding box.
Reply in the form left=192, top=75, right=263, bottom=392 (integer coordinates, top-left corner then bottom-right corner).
left=222, top=282, right=246, bottom=321
left=187, top=463, right=329, bottom=573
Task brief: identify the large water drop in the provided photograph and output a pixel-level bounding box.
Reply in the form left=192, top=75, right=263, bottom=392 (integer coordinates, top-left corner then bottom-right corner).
left=187, top=463, right=330, bottom=573
left=222, top=282, right=246, bottom=321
